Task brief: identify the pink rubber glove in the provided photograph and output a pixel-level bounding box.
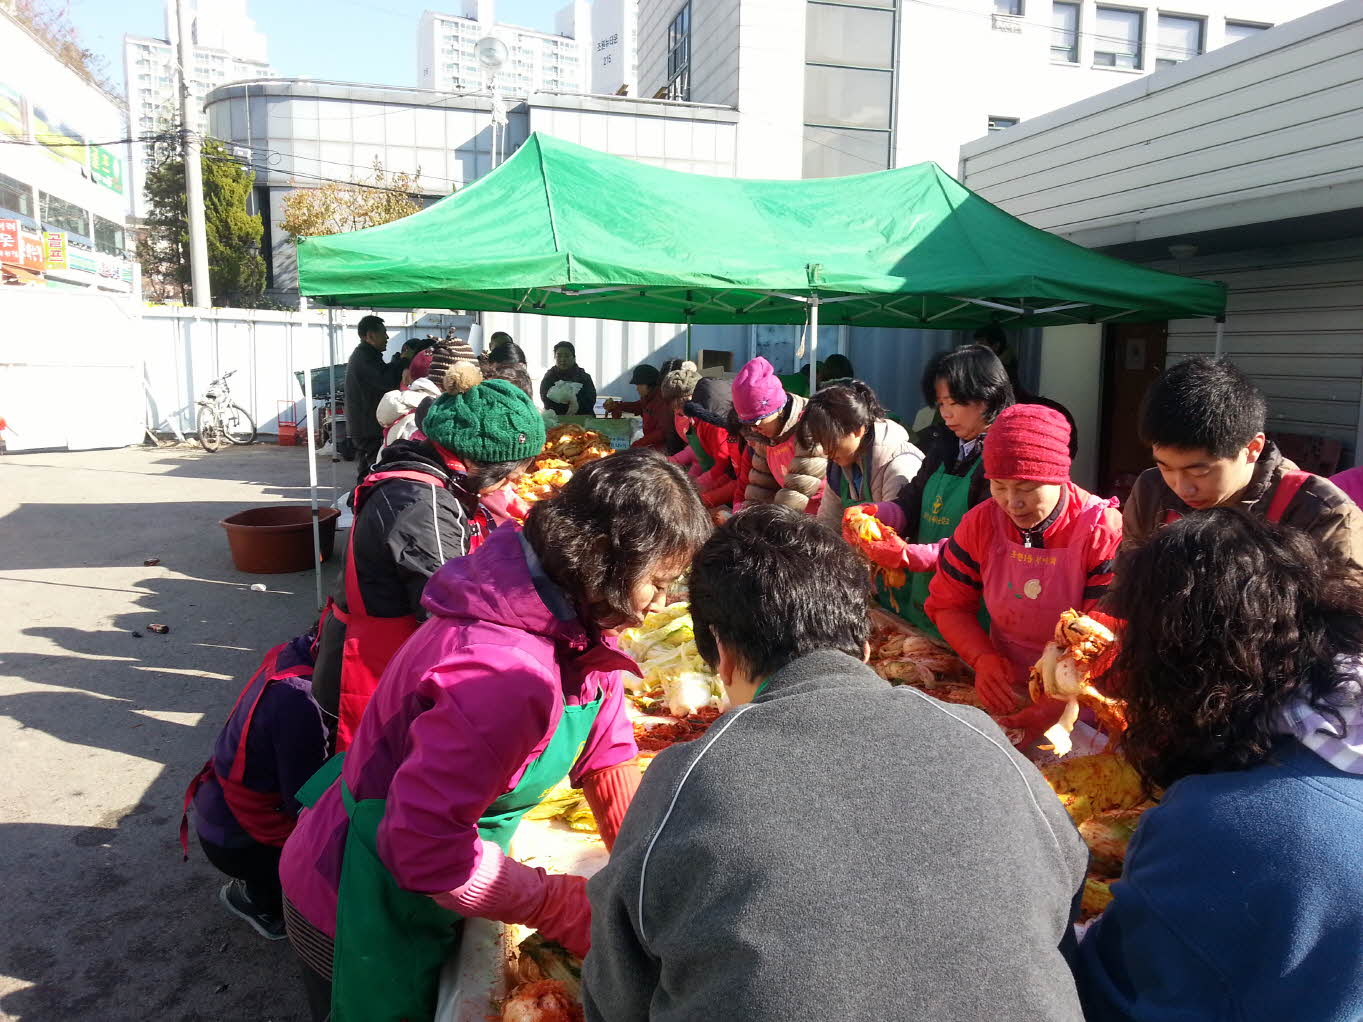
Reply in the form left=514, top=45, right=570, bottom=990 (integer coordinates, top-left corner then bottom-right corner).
left=433, top=843, right=592, bottom=957
left=974, top=654, right=1023, bottom=716
left=870, top=501, right=907, bottom=533
left=670, top=446, right=697, bottom=471
left=694, top=465, right=729, bottom=492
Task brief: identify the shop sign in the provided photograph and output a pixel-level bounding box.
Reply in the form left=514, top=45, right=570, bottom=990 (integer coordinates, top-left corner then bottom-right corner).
left=43, top=231, right=68, bottom=270
left=0, top=218, right=19, bottom=263
left=89, top=145, right=124, bottom=194
left=17, top=230, right=44, bottom=271
left=1, top=219, right=44, bottom=271
left=67, top=248, right=97, bottom=274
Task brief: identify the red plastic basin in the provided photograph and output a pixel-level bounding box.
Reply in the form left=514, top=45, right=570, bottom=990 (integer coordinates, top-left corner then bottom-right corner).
left=220, top=505, right=341, bottom=574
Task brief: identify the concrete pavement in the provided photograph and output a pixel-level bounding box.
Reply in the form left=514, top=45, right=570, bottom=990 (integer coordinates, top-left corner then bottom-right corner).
left=0, top=442, right=347, bottom=1021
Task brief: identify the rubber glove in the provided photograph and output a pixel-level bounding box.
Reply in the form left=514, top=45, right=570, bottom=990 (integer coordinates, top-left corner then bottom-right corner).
left=694, top=465, right=729, bottom=492
left=998, top=698, right=1069, bottom=749
left=433, top=843, right=592, bottom=957
left=670, top=446, right=697, bottom=471
left=581, top=760, right=642, bottom=851
left=869, top=501, right=907, bottom=533
left=974, top=653, right=1023, bottom=716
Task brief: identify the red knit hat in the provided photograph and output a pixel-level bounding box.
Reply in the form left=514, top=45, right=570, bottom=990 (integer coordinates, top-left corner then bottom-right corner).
left=983, top=404, right=1072, bottom=483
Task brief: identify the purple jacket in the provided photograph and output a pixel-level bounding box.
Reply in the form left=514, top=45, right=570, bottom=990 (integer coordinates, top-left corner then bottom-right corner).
left=279, top=526, right=639, bottom=936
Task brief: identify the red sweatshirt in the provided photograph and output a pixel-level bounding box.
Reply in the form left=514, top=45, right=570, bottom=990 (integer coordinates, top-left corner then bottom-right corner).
left=925, top=482, right=1122, bottom=668
left=617, top=390, right=670, bottom=449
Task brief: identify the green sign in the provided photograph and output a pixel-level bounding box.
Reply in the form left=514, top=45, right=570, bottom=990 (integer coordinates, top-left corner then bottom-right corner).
left=88, top=145, right=124, bottom=194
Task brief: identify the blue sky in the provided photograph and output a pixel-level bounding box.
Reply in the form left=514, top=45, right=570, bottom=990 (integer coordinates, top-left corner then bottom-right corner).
left=71, top=0, right=565, bottom=88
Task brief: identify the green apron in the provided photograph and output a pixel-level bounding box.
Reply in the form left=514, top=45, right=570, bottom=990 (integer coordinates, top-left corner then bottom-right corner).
left=686, top=430, right=715, bottom=472
left=295, top=690, right=605, bottom=1022
left=895, top=462, right=985, bottom=640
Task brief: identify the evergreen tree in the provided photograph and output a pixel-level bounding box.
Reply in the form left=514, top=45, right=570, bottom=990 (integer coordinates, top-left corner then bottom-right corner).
left=138, top=133, right=267, bottom=306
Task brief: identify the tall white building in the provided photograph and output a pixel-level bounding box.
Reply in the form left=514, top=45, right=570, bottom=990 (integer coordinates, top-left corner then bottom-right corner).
left=417, top=3, right=588, bottom=96
left=591, top=0, right=639, bottom=95
left=123, top=0, right=272, bottom=215
left=637, top=0, right=1336, bottom=179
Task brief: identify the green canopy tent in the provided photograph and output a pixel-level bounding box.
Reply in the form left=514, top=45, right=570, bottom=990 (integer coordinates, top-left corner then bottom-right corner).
left=298, top=132, right=1225, bottom=350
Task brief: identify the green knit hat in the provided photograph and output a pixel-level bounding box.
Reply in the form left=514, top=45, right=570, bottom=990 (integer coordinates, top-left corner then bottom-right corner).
left=422, top=377, right=546, bottom=464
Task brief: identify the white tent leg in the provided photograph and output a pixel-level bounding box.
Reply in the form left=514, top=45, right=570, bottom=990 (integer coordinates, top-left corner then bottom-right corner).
left=327, top=310, right=339, bottom=506
left=306, top=364, right=323, bottom=609
left=808, top=296, right=820, bottom=395
left=1214, top=320, right=1225, bottom=358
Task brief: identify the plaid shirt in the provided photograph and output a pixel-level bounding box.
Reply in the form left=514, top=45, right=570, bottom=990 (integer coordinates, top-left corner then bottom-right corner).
left=1279, top=660, right=1363, bottom=775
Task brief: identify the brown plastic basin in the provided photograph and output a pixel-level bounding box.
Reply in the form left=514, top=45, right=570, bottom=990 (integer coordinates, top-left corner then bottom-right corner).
left=220, top=505, right=341, bottom=574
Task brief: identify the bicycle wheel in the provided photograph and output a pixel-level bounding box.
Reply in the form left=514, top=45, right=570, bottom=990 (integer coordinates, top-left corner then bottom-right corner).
left=196, top=404, right=224, bottom=452
left=222, top=403, right=257, bottom=445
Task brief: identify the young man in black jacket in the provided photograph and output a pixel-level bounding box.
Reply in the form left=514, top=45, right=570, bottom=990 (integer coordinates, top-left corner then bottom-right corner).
left=584, top=505, right=1088, bottom=1022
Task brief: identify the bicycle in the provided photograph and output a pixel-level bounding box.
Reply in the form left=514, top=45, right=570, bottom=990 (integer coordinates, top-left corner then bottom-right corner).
left=196, top=370, right=257, bottom=452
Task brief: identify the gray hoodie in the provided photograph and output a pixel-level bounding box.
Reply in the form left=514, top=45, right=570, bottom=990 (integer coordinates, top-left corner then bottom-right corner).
left=583, top=649, right=1088, bottom=1022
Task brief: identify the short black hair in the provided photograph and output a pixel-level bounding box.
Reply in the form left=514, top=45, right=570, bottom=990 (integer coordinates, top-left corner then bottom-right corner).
left=524, top=448, right=712, bottom=630
left=821, top=354, right=854, bottom=380
left=690, top=505, right=871, bottom=681
left=489, top=331, right=514, bottom=346
left=357, top=315, right=385, bottom=338
left=1138, top=356, right=1266, bottom=458
left=800, top=380, right=885, bottom=454
left=921, top=345, right=1014, bottom=421
left=553, top=341, right=576, bottom=356
left=972, top=324, right=1007, bottom=351
left=1110, top=508, right=1363, bottom=791
left=487, top=339, right=527, bottom=366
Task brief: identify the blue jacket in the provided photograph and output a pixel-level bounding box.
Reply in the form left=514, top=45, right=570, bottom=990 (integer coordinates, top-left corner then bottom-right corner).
left=1075, top=740, right=1363, bottom=1021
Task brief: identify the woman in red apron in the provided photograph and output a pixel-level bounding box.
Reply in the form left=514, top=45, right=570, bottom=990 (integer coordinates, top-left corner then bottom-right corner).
left=925, top=404, right=1123, bottom=727
left=312, top=369, right=546, bottom=751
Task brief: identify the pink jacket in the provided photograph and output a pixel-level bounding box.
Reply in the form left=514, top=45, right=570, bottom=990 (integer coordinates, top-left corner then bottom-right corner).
left=279, top=525, right=639, bottom=936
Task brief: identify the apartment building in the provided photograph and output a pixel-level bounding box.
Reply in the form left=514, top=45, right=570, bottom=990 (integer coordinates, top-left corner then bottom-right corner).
left=417, top=2, right=589, bottom=96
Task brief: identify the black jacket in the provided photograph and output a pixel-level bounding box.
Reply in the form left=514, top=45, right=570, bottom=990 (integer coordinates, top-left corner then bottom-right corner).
left=310, top=440, right=488, bottom=731
left=345, top=342, right=408, bottom=444
left=893, top=424, right=992, bottom=540
left=540, top=366, right=597, bottom=415
left=584, top=650, right=1088, bottom=1022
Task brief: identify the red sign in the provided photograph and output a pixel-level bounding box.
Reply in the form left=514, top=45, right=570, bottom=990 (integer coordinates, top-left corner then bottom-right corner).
left=17, top=230, right=43, bottom=271
left=0, top=218, right=18, bottom=264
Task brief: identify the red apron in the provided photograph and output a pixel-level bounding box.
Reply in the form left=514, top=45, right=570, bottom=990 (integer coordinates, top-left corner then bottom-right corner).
left=180, top=644, right=312, bottom=857
left=983, top=496, right=1116, bottom=698
left=334, top=465, right=489, bottom=749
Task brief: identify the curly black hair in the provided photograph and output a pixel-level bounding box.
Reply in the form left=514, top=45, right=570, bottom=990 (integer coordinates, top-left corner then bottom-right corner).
left=524, top=448, right=712, bottom=630
left=1108, top=508, right=1363, bottom=792
left=690, top=504, right=871, bottom=681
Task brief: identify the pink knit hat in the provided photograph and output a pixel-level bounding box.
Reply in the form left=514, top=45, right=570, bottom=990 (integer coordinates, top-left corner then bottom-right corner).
left=732, top=357, right=788, bottom=423
left=407, top=349, right=435, bottom=383
left=983, top=404, right=1072, bottom=483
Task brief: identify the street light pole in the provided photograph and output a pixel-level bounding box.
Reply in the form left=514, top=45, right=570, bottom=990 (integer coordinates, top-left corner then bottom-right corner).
left=175, top=0, right=211, bottom=308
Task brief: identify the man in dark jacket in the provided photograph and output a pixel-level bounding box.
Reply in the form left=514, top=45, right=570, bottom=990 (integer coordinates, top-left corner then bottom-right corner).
left=345, top=315, right=412, bottom=486
left=583, top=505, right=1089, bottom=1022
left=1122, top=357, right=1363, bottom=568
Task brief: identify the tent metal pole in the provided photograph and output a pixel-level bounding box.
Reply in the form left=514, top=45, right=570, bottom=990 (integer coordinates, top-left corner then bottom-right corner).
left=1214, top=319, right=1225, bottom=358
left=327, top=310, right=338, bottom=514
left=306, top=363, right=323, bottom=609
left=686, top=317, right=692, bottom=361
left=808, top=295, right=820, bottom=395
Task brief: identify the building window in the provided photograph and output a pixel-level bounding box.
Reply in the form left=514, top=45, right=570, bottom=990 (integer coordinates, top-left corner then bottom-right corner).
left=94, top=216, right=125, bottom=257
left=806, top=2, right=895, bottom=69
left=988, top=116, right=1020, bottom=132
left=0, top=171, right=35, bottom=221
left=1225, top=20, right=1270, bottom=44
left=1051, top=2, right=1080, bottom=62
left=665, top=2, right=690, bottom=100
left=994, top=0, right=1023, bottom=14
left=39, top=191, right=90, bottom=239
left=1094, top=6, right=1143, bottom=69
left=1156, top=14, right=1203, bottom=67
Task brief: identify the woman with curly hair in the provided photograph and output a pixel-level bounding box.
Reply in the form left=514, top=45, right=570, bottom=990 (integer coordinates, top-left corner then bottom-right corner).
left=1076, top=508, right=1363, bottom=1021
left=280, top=449, right=712, bottom=1021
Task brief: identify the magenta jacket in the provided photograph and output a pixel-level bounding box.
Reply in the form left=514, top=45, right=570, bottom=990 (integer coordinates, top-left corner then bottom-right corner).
left=279, top=525, right=640, bottom=936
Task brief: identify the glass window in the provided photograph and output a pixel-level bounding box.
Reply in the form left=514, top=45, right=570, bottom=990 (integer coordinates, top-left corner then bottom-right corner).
left=1094, top=6, right=1143, bottom=69
left=665, top=2, right=691, bottom=100
left=0, top=171, right=34, bottom=220
left=94, top=216, right=125, bottom=257
left=802, top=125, right=890, bottom=178
left=994, top=0, right=1023, bottom=14
left=1156, top=14, right=1203, bottom=67
left=988, top=115, right=1020, bottom=132
left=804, top=64, right=892, bottom=130
left=39, top=192, right=90, bottom=239
left=1225, top=20, right=1270, bottom=44
left=1051, top=2, right=1079, bottom=62
left=806, top=3, right=894, bottom=69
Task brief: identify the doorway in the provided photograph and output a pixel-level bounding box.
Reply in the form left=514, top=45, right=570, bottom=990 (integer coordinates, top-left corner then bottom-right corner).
left=1098, top=322, right=1167, bottom=503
